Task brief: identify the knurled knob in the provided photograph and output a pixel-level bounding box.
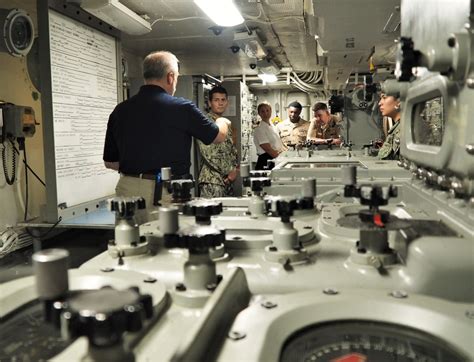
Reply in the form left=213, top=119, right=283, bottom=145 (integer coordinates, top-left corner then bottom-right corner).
left=164, top=224, right=225, bottom=249
left=395, top=37, right=421, bottom=82
left=249, top=170, right=271, bottom=178
left=182, top=199, right=223, bottom=218
left=344, top=184, right=397, bottom=207
left=108, top=197, right=146, bottom=217
left=243, top=177, right=271, bottom=191
left=265, top=196, right=314, bottom=218
left=168, top=179, right=194, bottom=202
left=59, top=287, right=153, bottom=347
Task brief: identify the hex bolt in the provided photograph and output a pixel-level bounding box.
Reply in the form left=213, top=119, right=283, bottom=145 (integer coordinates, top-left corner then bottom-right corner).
left=100, top=267, right=114, bottom=272
left=465, top=144, right=474, bottom=155
left=206, top=283, right=217, bottom=291
left=368, top=256, right=383, bottom=269
left=465, top=310, right=474, bottom=319
left=447, top=37, right=456, bottom=48
left=323, top=288, right=339, bottom=295
left=228, top=331, right=246, bottom=341
left=261, top=301, right=278, bottom=309
left=175, top=283, right=186, bottom=292
left=390, top=290, right=408, bottom=299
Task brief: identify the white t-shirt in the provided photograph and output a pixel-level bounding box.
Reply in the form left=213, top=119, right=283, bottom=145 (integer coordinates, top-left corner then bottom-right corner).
left=253, top=121, right=284, bottom=155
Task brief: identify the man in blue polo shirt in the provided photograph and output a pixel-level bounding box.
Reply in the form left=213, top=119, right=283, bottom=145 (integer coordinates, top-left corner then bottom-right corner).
left=103, top=50, right=228, bottom=220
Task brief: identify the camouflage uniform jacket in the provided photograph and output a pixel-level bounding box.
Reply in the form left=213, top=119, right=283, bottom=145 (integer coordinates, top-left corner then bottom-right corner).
left=198, top=112, right=238, bottom=186
left=276, top=118, right=310, bottom=146
left=308, top=115, right=341, bottom=140
left=378, top=121, right=401, bottom=160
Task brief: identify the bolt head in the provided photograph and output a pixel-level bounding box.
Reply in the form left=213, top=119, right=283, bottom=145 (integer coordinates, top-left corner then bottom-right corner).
left=261, top=301, right=277, bottom=309
left=323, top=288, right=339, bottom=295
left=175, top=283, right=186, bottom=292
left=390, top=290, right=408, bottom=298
left=228, top=331, right=246, bottom=340
left=465, top=144, right=474, bottom=155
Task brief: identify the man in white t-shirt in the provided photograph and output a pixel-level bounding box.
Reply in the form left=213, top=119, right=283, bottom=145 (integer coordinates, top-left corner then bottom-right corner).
left=253, top=102, right=285, bottom=170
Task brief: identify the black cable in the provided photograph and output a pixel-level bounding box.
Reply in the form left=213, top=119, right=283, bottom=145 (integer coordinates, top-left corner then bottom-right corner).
left=25, top=216, right=62, bottom=241
left=23, top=141, right=29, bottom=222
left=2, top=140, right=16, bottom=185
left=10, top=140, right=46, bottom=187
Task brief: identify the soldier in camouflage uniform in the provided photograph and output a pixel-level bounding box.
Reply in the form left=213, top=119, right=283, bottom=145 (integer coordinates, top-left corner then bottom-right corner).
left=198, top=86, right=239, bottom=197
left=276, top=101, right=310, bottom=147
left=377, top=92, right=401, bottom=160
left=306, top=102, right=342, bottom=145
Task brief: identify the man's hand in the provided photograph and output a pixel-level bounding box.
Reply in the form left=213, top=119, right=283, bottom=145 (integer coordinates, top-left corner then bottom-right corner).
left=227, top=168, right=238, bottom=182
left=216, top=117, right=231, bottom=126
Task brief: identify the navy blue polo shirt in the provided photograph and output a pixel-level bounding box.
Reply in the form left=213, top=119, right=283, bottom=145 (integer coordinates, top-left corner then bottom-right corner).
left=103, top=85, right=219, bottom=176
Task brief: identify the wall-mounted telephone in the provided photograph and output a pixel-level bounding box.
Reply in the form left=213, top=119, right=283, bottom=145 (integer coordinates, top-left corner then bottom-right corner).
left=0, top=103, right=36, bottom=142
left=0, top=103, right=36, bottom=185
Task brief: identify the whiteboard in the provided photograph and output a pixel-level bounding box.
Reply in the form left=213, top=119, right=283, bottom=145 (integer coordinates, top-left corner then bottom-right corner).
left=48, top=10, right=119, bottom=210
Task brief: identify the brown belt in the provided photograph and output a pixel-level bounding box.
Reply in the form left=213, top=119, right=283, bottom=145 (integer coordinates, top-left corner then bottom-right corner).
left=122, top=173, right=155, bottom=180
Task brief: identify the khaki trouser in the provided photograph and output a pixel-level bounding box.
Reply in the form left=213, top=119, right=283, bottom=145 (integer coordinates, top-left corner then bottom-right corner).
left=115, top=175, right=172, bottom=224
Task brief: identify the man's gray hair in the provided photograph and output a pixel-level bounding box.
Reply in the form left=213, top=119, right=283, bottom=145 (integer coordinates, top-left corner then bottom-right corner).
left=143, top=51, right=179, bottom=80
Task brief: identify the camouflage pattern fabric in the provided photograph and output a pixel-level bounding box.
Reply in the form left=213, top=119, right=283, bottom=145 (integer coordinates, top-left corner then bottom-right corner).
left=198, top=112, right=238, bottom=197
left=199, top=182, right=233, bottom=198
left=276, top=118, right=310, bottom=146
left=378, top=121, right=401, bottom=160
left=308, top=115, right=341, bottom=139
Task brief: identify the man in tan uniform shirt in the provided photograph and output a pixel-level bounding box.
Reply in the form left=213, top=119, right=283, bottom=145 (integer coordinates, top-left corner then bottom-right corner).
left=306, top=102, right=342, bottom=145
left=276, top=101, right=309, bottom=147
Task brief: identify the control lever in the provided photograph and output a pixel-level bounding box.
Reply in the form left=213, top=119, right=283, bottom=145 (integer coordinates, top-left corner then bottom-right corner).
left=107, top=197, right=148, bottom=259
left=265, top=196, right=314, bottom=249
left=243, top=172, right=271, bottom=215
left=341, top=184, right=401, bottom=270
left=163, top=200, right=225, bottom=307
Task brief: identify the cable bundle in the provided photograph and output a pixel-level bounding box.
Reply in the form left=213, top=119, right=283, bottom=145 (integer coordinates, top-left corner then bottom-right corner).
left=0, top=226, right=33, bottom=258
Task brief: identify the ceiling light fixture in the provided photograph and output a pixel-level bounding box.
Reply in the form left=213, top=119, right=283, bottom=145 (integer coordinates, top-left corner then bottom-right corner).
left=258, top=73, right=278, bottom=83
left=194, top=0, right=244, bottom=27
left=257, top=58, right=280, bottom=76
left=81, top=0, right=152, bottom=35
left=233, top=31, right=267, bottom=59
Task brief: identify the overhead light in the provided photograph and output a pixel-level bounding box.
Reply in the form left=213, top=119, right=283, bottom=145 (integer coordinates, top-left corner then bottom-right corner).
left=81, top=0, right=152, bottom=35
left=233, top=31, right=267, bottom=59
left=257, top=58, right=280, bottom=75
left=194, top=0, right=244, bottom=27
left=258, top=73, right=278, bottom=83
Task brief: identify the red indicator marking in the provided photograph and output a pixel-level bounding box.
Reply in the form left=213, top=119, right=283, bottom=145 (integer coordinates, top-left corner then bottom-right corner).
left=331, top=352, right=368, bottom=362
left=373, top=213, right=384, bottom=227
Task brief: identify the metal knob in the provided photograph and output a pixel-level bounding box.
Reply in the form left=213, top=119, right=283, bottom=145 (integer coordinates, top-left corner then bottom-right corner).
left=59, top=287, right=153, bottom=347
left=265, top=196, right=314, bottom=221
left=108, top=197, right=146, bottom=218
left=243, top=177, right=271, bottom=192
left=168, top=179, right=194, bottom=203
